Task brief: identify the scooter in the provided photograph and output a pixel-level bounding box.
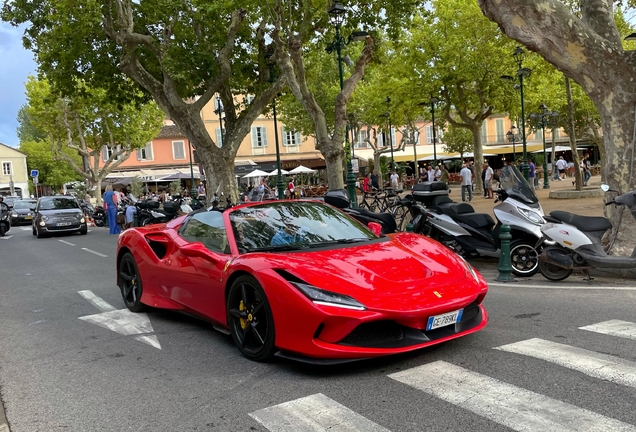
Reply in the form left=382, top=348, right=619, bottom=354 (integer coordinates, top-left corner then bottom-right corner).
left=323, top=189, right=399, bottom=234
left=537, top=185, right=636, bottom=281
left=0, top=201, right=11, bottom=237
left=414, top=165, right=546, bottom=277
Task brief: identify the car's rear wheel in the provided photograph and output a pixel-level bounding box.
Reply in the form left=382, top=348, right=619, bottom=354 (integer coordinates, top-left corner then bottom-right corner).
left=118, top=252, right=146, bottom=312
left=227, top=275, right=275, bottom=362
left=510, top=239, right=540, bottom=277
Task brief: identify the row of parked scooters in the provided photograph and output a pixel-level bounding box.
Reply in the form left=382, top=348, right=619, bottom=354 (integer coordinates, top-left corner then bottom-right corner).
left=326, top=165, right=636, bottom=283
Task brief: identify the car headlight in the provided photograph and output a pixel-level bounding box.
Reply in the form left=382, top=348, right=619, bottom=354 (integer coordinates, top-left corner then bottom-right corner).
left=457, top=255, right=480, bottom=283
left=291, top=282, right=366, bottom=311
left=11, top=212, right=18, bottom=217
left=518, top=208, right=544, bottom=224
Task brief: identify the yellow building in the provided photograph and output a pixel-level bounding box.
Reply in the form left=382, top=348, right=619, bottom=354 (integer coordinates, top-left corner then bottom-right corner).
left=0, top=143, right=29, bottom=198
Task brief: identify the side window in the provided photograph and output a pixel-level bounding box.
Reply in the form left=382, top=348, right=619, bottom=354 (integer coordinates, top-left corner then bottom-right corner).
left=180, top=212, right=229, bottom=254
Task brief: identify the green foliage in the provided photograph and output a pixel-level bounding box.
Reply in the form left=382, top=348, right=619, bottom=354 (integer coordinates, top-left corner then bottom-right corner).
left=443, top=126, right=473, bottom=155
left=130, top=177, right=144, bottom=198
left=19, top=140, right=81, bottom=188
left=169, top=179, right=183, bottom=196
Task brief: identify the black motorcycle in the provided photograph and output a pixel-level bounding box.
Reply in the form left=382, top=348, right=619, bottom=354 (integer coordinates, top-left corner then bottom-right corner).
left=323, top=189, right=399, bottom=234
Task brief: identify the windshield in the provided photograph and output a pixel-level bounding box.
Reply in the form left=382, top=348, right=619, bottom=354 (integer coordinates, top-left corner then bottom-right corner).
left=499, top=165, right=539, bottom=205
left=4, top=197, right=18, bottom=205
left=230, top=201, right=378, bottom=252
left=13, top=201, right=36, bottom=210
left=39, top=198, right=80, bottom=210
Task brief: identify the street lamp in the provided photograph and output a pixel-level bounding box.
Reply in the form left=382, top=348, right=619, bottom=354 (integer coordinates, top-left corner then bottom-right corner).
left=529, top=103, right=559, bottom=189
left=429, top=94, right=440, bottom=166
left=326, top=1, right=369, bottom=206
left=506, top=125, right=520, bottom=162
left=501, top=46, right=532, bottom=181
left=384, top=97, right=394, bottom=170
left=265, top=48, right=285, bottom=200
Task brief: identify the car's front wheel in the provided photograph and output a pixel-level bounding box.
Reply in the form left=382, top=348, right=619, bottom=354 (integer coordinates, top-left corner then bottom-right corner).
left=226, top=275, right=276, bottom=362
left=118, top=252, right=146, bottom=312
left=36, top=227, right=46, bottom=239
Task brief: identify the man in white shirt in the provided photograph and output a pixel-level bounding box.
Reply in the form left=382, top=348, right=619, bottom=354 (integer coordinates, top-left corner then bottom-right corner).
left=483, top=162, right=494, bottom=199
left=460, top=164, right=474, bottom=202
left=390, top=170, right=399, bottom=190
left=434, top=165, right=442, bottom=181
left=555, top=156, right=567, bottom=180
left=427, top=165, right=435, bottom=182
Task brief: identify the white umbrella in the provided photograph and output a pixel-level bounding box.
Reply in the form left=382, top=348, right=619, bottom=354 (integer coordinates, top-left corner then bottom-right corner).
left=242, top=169, right=270, bottom=178
left=267, top=168, right=290, bottom=176
left=289, top=165, right=317, bottom=174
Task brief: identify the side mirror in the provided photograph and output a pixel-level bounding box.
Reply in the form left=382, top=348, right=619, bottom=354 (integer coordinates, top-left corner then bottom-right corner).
left=30, top=206, right=36, bottom=212
left=368, top=222, right=382, bottom=235
left=180, top=242, right=220, bottom=264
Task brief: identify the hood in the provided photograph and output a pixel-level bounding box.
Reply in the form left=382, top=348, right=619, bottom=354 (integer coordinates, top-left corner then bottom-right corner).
left=13, top=208, right=32, bottom=215
left=261, top=233, right=481, bottom=309
left=39, top=209, right=82, bottom=217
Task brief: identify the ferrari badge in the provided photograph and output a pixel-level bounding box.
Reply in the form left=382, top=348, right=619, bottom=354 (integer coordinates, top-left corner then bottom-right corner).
left=433, top=291, right=442, bottom=298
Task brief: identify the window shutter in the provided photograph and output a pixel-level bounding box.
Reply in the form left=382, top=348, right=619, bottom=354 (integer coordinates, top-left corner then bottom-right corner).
left=391, top=127, right=396, bottom=147
left=281, top=126, right=287, bottom=146
left=262, top=127, right=268, bottom=147
left=136, top=149, right=143, bottom=160
left=295, top=132, right=301, bottom=145
left=146, top=143, right=153, bottom=160
left=251, top=127, right=257, bottom=147
left=102, top=146, right=109, bottom=162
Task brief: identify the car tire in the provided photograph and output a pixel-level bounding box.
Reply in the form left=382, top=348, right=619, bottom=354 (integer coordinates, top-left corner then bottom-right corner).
left=118, top=252, right=146, bottom=312
left=510, top=239, right=540, bottom=277
left=0, top=224, right=6, bottom=237
left=32, top=225, right=36, bottom=236
left=226, top=275, right=276, bottom=362
left=80, top=226, right=88, bottom=235
left=36, top=227, right=46, bottom=239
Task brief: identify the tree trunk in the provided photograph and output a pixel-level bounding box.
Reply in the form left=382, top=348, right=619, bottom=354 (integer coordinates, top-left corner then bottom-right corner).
left=374, top=152, right=383, bottom=189
left=95, top=178, right=102, bottom=206
left=478, top=0, right=636, bottom=255
left=470, top=127, right=484, bottom=193
left=565, top=77, right=583, bottom=190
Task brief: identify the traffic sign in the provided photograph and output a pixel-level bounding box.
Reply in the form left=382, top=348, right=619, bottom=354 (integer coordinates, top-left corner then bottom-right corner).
left=33, top=176, right=38, bottom=185
left=30, top=169, right=39, bottom=177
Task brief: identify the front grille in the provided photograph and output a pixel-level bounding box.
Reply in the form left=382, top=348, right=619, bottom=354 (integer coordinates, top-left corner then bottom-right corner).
left=338, top=321, right=405, bottom=348
left=336, top=299, right=482, bottom=349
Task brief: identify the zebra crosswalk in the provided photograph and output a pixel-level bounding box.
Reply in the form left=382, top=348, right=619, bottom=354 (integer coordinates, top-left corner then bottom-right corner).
left=249, top=318, right=636, bottom=431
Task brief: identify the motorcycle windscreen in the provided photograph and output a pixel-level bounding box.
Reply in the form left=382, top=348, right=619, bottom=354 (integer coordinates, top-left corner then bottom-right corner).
left=499, top=165, right=539, bottom=205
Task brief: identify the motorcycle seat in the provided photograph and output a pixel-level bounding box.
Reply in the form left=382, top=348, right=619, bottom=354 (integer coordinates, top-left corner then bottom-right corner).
left=347, top=208, right=397, bottom=233
left=432, top=200, right=495, bottom=231
left=550, top=211, right=612, bottom=233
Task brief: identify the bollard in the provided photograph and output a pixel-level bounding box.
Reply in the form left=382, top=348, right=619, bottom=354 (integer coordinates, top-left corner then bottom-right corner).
left=405, top=221, right=414, bottom=232
left=496, top=224, right=515, bottom=282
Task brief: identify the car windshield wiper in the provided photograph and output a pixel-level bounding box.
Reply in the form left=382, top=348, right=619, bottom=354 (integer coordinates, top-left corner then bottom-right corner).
left=307, top=238, right=369, bottom=247
left=247, top=244, right=308, bottom=252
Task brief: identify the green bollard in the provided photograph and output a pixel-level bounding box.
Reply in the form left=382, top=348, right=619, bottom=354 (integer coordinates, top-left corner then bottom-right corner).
left=496, top=224, right=515, bottom=282
left=405, top=221, right=414, bottom=232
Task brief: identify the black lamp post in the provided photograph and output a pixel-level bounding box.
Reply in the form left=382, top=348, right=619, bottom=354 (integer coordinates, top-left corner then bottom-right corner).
left=265, top=49, right=286, bottom=200
left=385, top=97, right=394, bottom=169
left=429, top=94, right=440, bottom=166
left=506, top=125, right=520, bottom=162
left=502, top=47, right=532, bottom=181
left=326, top=1, right=368, bottom=206
left=529, top=103, right=559, bottom=189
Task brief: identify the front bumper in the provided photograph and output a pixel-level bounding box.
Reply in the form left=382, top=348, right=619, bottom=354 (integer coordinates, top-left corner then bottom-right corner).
left=11, top=215, right=32, bottom=225
left=41, top=222, right=85, bottom=232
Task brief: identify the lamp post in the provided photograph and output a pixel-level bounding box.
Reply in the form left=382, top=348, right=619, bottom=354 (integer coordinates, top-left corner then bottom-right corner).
left=529, top=104, right=559, bottom=189
left=429, top=95, right=440, bottom=166
left=502, top=46, right=532, bottom=181
left=506, top=125, right=520, bottom=162
left=214, top=96, right=225, bottom=148
left=384, top=97, right=394, bottom=169
left=265, top=49, right=286, bottom=199
left=326, top=1, right=368, bottom=206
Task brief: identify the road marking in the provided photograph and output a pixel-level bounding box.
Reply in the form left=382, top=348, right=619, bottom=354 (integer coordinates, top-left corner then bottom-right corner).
left=489, top=282, right=636, bottom=291
left=20, top=227, right=31, bottom=231
left=59, top=239, right=76, bottom=246
left=580, top=320, right=636, bottom=341
left=0, top=235, right=13, bottom=240
left=249, top=393, right=390, bottom=432
left=495, top=338, right=636, bottom=388
left=81, top=247, right=108, bottom=257
left=78, top=290, right=161, bottom=349
left=389, top=361, right=636, bottom=432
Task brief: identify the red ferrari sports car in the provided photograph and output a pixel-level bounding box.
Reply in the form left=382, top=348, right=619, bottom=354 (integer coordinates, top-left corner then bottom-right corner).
left=116, top=200, right=488, bottom=363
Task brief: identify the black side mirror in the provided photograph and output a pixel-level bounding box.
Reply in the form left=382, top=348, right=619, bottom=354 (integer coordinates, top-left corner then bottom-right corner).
left=30, top=206, right=36, bottom=212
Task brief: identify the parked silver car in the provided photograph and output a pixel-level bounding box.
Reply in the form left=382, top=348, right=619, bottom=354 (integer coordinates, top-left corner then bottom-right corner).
left=32, top=196, right=88, bottom=238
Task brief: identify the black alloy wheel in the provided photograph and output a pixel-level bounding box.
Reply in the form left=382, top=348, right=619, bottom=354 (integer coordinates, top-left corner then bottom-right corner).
left=227, top=275, right=275, bottom=362
left=118, top=252, right=146, bottom=312
left=510, top=239, right=540, bottom=277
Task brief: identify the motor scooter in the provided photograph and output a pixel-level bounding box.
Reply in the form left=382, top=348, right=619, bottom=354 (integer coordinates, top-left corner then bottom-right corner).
left=413, top=165, right=546, bottom=277
left=537, top=185, right=636, bottom=281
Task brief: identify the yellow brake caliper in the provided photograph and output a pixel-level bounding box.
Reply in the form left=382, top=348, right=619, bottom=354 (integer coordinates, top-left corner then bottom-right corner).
left=239, top=300, right=247, bottom=330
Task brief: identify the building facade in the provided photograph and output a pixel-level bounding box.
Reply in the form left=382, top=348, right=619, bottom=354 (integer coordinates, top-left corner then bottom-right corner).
left=0, top=143, right=29, bottom=198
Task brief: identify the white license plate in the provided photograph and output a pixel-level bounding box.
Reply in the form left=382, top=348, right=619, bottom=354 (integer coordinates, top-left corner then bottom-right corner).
left=56, top=222, right=72, bottom=226
left=426, top=308, right=464, bottom=331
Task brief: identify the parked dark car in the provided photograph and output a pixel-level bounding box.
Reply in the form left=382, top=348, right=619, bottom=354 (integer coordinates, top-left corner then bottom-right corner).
left=3, top=196, right=21, bottom=209
left=10, top=199, right=37, bottom=225
left=32, top=196, right=88, bottom=238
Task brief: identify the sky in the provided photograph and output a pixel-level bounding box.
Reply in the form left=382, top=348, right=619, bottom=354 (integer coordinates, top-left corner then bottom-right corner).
left=0, top=22, right=35, bottom=147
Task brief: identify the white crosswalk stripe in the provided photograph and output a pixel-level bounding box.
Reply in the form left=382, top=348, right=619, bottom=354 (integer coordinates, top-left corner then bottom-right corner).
left=389, top=360, right=636, bottom=432
left=580, top=320, right=636, bottom=341
left=495, top=338, right=636, bottom=388
left=249, top=393, right=390, bottom=432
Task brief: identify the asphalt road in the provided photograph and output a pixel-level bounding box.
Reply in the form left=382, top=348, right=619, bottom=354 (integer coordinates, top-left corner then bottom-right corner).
left=1, top=225, right=636, bottom=431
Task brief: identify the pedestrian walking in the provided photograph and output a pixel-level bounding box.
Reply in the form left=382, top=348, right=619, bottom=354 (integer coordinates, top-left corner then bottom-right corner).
left=390, top=170, right=399, bottom=190
left=103, top=184, right=121, bottom=235
left=555, top=156, right=567, bottom=180
left=528, top=159, right=537, bottom=189
left=483, top=162, right=494, bottom=199
left=370, top=170, right=380, bottom=190
left=460, top=163, right=474, bottom=202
